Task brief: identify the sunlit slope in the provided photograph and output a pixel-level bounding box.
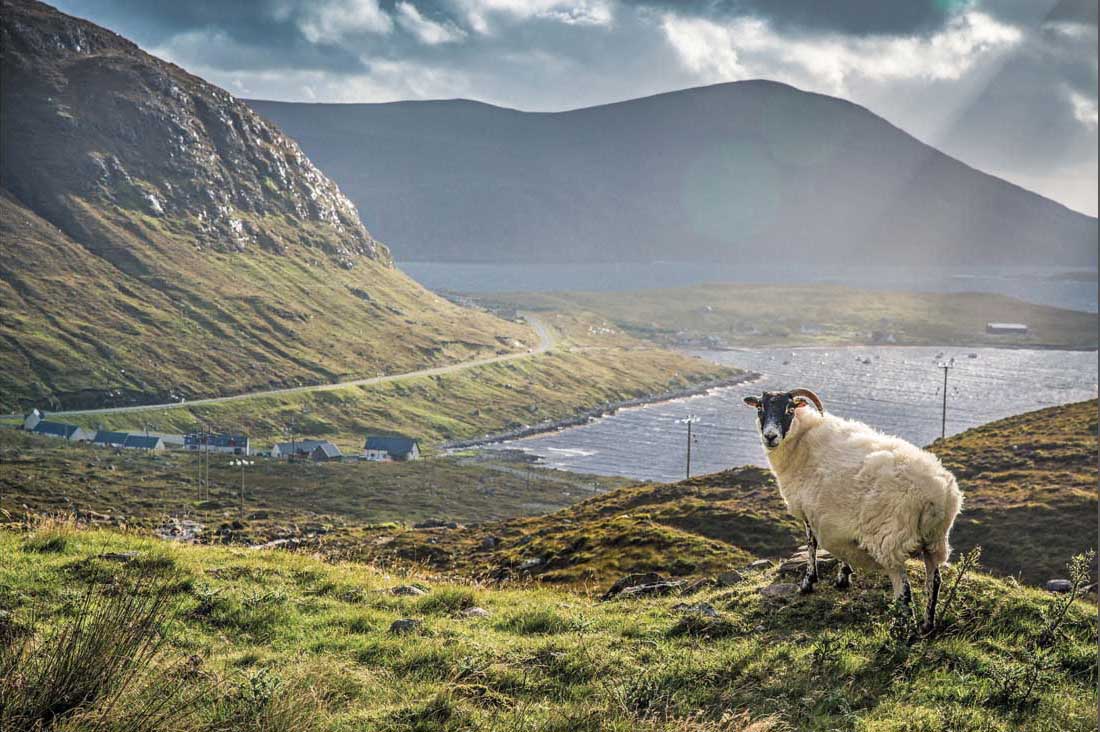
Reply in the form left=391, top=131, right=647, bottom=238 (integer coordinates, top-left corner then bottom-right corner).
left=2, top=526, right=1095, bottom=731
left=0, top=0, right=531, bottom=411
left=357, top=401, right=1098, bottom=587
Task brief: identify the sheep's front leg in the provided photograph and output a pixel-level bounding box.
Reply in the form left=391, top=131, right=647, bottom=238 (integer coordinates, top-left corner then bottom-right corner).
left=834, top=562, right=853, bottom=590
left=799, top=521, right=819, bottom=594
left=888, top=568, right=912, bottom=606
left=921, top=554, right=941, bottom=634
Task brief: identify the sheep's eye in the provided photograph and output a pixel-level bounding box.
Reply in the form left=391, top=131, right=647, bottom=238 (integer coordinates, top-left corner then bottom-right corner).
left=786, top=405, right=795, bottom=414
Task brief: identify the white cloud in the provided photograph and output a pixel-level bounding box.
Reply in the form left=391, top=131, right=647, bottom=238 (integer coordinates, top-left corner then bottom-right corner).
left=396, top=2, right=467, bottom=44
left=455, top=0, right=612, bottom=35
left=297, top=0, right=392, bottom=43
left=660, top=11, right=1022, bottom=95
left=1069, top=89, right=1098, bottom=129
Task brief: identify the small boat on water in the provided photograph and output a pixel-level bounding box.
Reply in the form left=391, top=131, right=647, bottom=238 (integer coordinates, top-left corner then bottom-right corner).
left=968, top=353, right=978, bottom=359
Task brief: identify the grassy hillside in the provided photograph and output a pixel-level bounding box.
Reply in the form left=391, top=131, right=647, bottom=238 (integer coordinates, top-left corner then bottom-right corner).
left=931, top=399, right=1099, bottom=584
left=0, top=429, right=632, bottom=538
left=59, top=345, right=734, bottom=452
left=481, top=285, right=1099, bottom=349
left=349, top=401, right=1098, bottom=587
left=1, top=526, right=1095, bottom=731
left=0, top=1, right=533, bottom=411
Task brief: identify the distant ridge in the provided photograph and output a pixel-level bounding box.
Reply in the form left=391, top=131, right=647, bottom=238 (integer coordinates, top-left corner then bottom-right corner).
left=249, top=81, right=1098, bottom=266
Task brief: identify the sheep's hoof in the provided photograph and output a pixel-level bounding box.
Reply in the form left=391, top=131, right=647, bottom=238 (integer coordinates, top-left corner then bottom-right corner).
left=799, top=578, right=816, bottom=594
left=834, top=574, right=851, bottom=590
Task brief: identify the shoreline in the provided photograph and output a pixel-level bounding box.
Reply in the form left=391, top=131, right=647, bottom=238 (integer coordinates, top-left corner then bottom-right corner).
left=442, top=370, right=762, bottom=451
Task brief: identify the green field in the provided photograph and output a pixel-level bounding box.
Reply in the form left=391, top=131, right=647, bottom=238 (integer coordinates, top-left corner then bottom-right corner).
left=1, top=525, right=1094, bottom=731
left=479, top=284, right=1099, bottom=349
left=0, top=429, right=631, bottom=541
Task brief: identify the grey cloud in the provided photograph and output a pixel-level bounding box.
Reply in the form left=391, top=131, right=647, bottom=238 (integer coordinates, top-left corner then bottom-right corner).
left=48, top=0, right=1097, bottom=214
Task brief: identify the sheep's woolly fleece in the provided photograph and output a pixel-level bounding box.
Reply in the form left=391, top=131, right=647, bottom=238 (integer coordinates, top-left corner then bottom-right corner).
left=762, top=406, right=963, bottom=575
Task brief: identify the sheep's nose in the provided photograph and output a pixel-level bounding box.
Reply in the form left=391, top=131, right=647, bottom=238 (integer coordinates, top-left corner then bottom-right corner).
left=763, top=431, right=779, bottom=447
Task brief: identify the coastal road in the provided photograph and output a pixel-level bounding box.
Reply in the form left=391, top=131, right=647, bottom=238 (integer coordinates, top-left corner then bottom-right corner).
left=45, top=313, right=558, bottom=418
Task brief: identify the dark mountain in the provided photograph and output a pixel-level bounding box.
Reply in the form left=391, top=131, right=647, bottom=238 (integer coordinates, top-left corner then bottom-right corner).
left=249, top=84, right=1098, bottom=266
left=0, top=0, right=530, bottom=410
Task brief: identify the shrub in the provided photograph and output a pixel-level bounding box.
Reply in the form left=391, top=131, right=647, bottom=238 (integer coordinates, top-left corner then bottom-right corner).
left=498, top=607, right=573, bottom=635
left=0, top=568, right=186, bottom=731
left=417, top=588, right=479, bottom=615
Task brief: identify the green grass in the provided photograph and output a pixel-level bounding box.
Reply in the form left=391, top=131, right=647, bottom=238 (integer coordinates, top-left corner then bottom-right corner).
left=0, top=429, right=630, bottom=541
left=0, top=190, right=535, bottom=413
left=1, top=527, right=1095, bottom=731
left=479, top=284, right=1099, bottom=349
left=344, top=401, right=1098, bottom=589
left=60, top=346, right=734, bottom=452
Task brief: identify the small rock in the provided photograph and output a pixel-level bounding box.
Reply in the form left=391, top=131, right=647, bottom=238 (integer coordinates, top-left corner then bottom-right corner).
left=601, top=572, right=667, bottom=600
left=462, top=607, right=491, bottom=618
left=98, top=551, right=139, bottom=562
left=391, top=585, right=427, bottom=597
left=759, top=583, right=799, bottom=599
left=716, top=570, right=746, bottom=587
left=388, top=618, right=421, bottom=634
left=680, top=578, right=715, bottom=595
left=1044, top=579, right=1074, bottom=593
left=673, top=602, right=719, bottom=617
left=480, top=536, right=498, bottom=550
left=746, top=559, right=773, bottom=570
left=413, top=519, right=446, bottom=529
left=516, top=535, right=534, bottom=546
left=518, top=557, right=543, bottom=571
left=778, top=550, right=838, bottom=578
left=617, top=581, right=685, bottom=599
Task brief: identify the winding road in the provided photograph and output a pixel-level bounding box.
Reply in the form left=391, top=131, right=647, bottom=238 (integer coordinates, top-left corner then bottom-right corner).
left=43, top=313, right=557, bottom=418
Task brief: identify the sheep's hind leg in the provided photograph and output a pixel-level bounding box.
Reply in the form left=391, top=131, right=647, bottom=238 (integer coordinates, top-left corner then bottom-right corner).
left=834, top=562, right=853, bottom=590
left=799, top=521, right=819, bottom=594
left=920, top=554, right=941, bottom=634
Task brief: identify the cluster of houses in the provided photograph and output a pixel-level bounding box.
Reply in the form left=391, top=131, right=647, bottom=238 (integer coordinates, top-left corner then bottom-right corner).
left=17, top=410, right=420, bottom=462
left=269, top=435, right=420, bottom=463
left=21, top=410, right=169, bottom=451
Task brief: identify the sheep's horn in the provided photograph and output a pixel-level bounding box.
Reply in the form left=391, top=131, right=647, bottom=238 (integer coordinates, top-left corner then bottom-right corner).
left=789, top=388, right=824, bottom=414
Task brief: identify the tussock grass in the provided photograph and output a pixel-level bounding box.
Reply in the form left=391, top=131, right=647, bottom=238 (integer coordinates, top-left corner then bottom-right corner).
left=0, top=527, right=1095, bottom=731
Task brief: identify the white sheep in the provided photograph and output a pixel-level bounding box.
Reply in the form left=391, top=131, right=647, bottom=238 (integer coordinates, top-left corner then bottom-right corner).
left=742, top=388, right=962, bottom=632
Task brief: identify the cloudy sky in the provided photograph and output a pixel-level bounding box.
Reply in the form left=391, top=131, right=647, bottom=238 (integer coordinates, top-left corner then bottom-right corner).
left=56, top=0, right=1097, bottom=215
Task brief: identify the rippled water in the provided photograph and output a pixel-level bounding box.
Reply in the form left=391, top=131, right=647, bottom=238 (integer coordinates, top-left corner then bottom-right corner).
left=492, top=347, right=1098, bottom=481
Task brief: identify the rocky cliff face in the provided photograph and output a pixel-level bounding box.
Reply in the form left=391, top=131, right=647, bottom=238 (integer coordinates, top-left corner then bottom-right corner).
left=1, top=0, right=386, bottom=267
left=0, top=0, right=529, bottom=410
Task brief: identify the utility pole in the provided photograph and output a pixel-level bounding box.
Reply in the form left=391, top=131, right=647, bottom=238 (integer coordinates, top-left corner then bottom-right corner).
left=682, top=415, right=699, bottom=480
left=939, top=360, right=955, bottom=439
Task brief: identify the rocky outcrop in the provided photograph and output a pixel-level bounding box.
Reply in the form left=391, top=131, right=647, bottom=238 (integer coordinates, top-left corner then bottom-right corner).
left=1, top=0, right=387, bottom=267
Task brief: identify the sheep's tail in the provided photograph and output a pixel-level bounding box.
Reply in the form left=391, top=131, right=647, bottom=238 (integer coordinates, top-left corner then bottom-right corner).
left=918, top=472, right=963, bottom=566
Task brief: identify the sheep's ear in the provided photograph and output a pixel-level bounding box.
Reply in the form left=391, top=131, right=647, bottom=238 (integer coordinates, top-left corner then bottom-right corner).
left=743, top=396, right=761, bottom=408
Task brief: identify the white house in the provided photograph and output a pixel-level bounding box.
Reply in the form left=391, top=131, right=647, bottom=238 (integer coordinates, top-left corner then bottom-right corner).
left=271, top=439, right=328, bottom=459
left=22, top=409, right=42, bottom=431
left=184, top=432, right=250, bottom=455
left=363, top=435, right=420, bottom=462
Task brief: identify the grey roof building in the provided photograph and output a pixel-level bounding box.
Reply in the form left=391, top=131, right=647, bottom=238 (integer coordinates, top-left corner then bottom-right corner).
left=309, top=442, right=343, bottom=461
left=363, top=435, right=420, bottom=462
left=123, top=434, right=165, bottom=451
left=32, top=421, right=90, bottom=442
left=93, top=430, right=130, bottom=447
left=272, top=439, right=328, bottom=458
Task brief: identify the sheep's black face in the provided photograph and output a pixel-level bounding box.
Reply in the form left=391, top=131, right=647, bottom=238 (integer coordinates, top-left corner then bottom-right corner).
left=742, top=391, right=797, bottom=450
